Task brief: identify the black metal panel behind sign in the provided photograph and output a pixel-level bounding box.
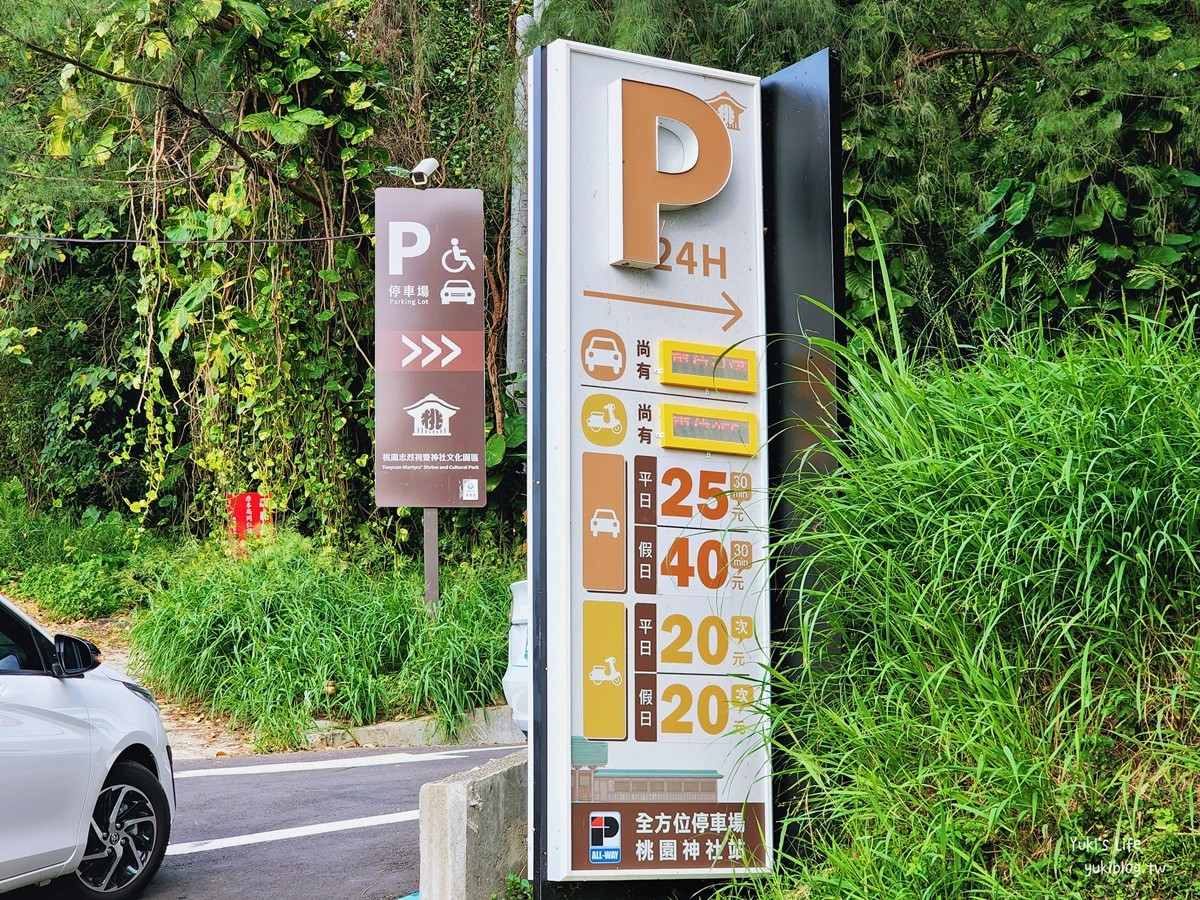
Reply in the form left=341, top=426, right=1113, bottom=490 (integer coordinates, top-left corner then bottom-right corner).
left=761, top=48, right=845, bottom=860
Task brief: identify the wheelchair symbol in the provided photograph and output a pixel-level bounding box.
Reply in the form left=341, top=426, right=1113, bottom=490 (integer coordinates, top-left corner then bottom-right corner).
left=441, top=238, right=476, bottom=273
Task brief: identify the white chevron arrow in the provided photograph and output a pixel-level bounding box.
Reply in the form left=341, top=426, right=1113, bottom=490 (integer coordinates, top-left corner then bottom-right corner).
left=421, top=335, right=441, bottom=367
left=401, top=335, right=422, bottom=367
left=441, top=336, right=461, bottom=367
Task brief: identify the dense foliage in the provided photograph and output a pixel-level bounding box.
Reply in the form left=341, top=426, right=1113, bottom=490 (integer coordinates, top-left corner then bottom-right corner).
left=4, top=0, right=1199, bottom=538
left=129, top=532, right=522, bottom=748
left=0, top=477, right=174, bottom=618
left=536, top=0, right=1200, bottom=350
left=744, top=319, right=1200, bottom=898
left=0, top=0, right=528, bottom=545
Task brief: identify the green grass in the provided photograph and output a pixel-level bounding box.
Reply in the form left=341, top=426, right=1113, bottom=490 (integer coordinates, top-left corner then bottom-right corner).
left=396, top=549, right=519, bottom=737
left=736, top=318, right=1200, bottom=899
left=2, top=474, right=525, bottom=749
left=129, top=531, right=523, bottom=749
left=0, top=477, right=172, bottom=618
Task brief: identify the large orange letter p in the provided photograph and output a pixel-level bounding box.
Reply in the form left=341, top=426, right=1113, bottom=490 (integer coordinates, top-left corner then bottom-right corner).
left=610, top=80, right=733, bottom=268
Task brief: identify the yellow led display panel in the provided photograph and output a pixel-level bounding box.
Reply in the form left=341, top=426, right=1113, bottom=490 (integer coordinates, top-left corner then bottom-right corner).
left=658, top=340, right=757, bottom=394
left=660, top=403, right=758, bottom=457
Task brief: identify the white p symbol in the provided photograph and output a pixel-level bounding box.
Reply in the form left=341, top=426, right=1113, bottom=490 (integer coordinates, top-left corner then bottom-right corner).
left=389, top=221, right=431, bottom=275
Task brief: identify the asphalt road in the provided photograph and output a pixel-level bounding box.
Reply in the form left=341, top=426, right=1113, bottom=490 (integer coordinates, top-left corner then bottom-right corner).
left=12, top=744, right=524, bottom=900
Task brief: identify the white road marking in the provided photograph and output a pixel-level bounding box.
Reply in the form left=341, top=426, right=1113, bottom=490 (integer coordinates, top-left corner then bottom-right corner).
left=175, top=745, right=518, bottom=778
left=165, top=809, right=420, bottom=856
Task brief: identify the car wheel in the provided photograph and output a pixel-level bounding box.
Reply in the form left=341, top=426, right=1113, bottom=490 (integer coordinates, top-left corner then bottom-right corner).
left=70, top=760, right=171, bottom=900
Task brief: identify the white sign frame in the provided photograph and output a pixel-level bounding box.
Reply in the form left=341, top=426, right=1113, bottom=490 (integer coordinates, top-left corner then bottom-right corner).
left=534, top=39, right=772, bottom=883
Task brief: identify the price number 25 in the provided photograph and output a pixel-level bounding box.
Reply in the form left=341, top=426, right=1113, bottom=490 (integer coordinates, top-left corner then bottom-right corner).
left=661, top=467, right=752, bottom=521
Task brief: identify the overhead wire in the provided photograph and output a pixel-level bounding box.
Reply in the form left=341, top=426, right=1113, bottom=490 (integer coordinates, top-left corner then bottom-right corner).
left=0, top=232, right=373, bottom=245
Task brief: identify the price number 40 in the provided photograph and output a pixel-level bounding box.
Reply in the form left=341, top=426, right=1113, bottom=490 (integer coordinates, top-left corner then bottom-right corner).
left=660, top=536, right=753, bottom=589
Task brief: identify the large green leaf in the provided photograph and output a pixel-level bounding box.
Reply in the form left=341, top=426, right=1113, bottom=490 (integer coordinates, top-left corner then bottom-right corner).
left=288, top=108, right=330, bottom=126
left=1005, top=185, right=1035, bottom=226
left=1137, top=245, right=1182, bottom=265
left=1040, top=216, right=1074, bottom=238
left=239, top=111, right=280, bottom=132
left=504, top=416, right=527, bottom=448
left=845, top=268, right=875, bottom=300
left=1097, top=184, right=1127, bottom=220
left=226, top=0, right=269, bottom=37
left=1134, top=22, right=1172, bottom=40
left=485, top=433, right=506, bottom=467
left=1072, top=207, right=1104, bottom=232
left=285, top=59, right=323, bottom=85
left=269, top=119, right=308, bottom=145
left=985, top=178, right=1015, bottom=212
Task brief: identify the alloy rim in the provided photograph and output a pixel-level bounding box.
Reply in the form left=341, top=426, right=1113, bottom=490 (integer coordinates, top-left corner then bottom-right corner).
left=77, top=784, right=158, bottom=893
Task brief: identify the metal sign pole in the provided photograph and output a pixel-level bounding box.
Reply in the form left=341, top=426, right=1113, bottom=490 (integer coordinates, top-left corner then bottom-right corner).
left=424, top=507, right=440, bottom=610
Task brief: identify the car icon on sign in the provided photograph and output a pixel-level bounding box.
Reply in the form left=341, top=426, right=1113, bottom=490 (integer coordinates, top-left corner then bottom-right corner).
left=585, top=336, right=623, bottom=374
left=440, top=279, right=476, bottom=304
left=590, top=508, right=621, bottom=538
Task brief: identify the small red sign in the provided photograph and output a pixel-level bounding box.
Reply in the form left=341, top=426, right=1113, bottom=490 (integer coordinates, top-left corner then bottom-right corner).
left=226, top=491, right=269, bottom=541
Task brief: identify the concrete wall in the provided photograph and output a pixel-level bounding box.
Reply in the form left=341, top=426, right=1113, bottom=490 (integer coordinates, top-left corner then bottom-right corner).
left=420, top=749, right=528, bottom=900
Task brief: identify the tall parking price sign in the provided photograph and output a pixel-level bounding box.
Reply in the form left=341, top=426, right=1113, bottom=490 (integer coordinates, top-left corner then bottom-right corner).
left=375, top=188, right=487, bottom=509
left=529, top=41, right=772, bottom=887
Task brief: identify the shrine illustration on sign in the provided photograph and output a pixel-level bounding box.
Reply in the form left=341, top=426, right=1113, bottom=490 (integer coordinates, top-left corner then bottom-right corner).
left=539, top=41, right=771, bottom=880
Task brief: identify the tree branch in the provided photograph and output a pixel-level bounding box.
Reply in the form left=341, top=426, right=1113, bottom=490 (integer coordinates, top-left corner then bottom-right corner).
left=911, top=46, right=1024, bottom=70
left=0, top=26, right=323, bottom=207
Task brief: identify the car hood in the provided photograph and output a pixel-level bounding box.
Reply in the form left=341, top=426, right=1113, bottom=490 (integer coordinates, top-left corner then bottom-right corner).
left=89, top=663, right=143, bottom=688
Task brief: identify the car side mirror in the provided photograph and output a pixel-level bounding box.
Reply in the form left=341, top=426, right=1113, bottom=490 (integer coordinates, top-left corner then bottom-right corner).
left=53, top=634, right=102, bottom=677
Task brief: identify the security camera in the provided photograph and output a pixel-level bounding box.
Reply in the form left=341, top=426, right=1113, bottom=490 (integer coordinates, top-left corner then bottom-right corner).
left=410, top=158, right=439, bottom=187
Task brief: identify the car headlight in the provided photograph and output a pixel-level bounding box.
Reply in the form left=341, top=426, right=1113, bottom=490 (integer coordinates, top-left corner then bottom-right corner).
left=123, top=680, right=160, bottom=709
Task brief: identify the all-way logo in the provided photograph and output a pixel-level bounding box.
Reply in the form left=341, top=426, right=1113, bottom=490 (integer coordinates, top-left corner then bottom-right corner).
left=589, top=811, right=621, bottom=864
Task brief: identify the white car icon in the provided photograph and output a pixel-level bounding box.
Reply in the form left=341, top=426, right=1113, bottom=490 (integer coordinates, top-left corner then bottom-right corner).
left=585, top=336, right=623, bottom=374
left=440, top=279, right=476, bottom=304
left=590, top=508, right=621, bottom=538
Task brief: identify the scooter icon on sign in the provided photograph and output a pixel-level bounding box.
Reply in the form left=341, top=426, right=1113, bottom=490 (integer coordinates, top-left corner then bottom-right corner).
left=586, top=403, right=623, bottom=435
left=589, top=657, right=623, bottom=686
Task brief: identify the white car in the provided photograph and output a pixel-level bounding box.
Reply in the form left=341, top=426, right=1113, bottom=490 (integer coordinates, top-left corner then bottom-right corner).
left=589, top=508, right=621, bottom=538
left=439, top=279, right=476, bottom=304
left=584, top=336, right=623, bottom=374
left=0, top=594, right=174, bottom=899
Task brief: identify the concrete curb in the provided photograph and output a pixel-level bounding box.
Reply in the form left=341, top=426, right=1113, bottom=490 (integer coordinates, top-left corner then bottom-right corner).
left=306, top=705, right=528, bottom=750
left=420, top=749, right=528, bottom=900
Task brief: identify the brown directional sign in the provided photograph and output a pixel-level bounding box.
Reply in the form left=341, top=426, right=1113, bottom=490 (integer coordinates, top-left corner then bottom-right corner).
left=375, top=188, right=486, bottom=508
